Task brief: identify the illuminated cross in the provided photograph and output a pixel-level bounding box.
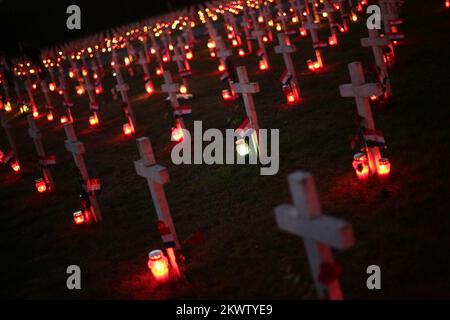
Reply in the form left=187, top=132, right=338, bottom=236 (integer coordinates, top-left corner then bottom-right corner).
left=172, top=39, right=190, bottom=92
left=27, top=115, right=55, bottom=191
left=232, top=66, right=261, bottom=151
left=274, top=171, right=355, bottom=300
left=134, top=136, right=181, bottom=277
left=138, top=50, right=151, bottom=77
left=323, top=0, right=338, bottom=37
left=161, top=70, right=185, bottom=129
left=149, top=32, right=164, bottom=72
left=24, top=78, right=38, bottom=116
left=39, top=78, right=54, bottom=117
left=274, top=33, right=301, bottom=93
left=58, top=63, right=74, bottom=120
left=339, top=62, right=383, bottom=174
left=63, top=122, right=102, bottom=222
left=111, top=50, right=137, bottom=130
left=304, top=13, right=326, bottom=66
left=379, top=0, right=404, bottom=34
left=250, top=9, right=269, bottom=64
left=361, top=28, right=392, bottom=96
left=81, top=55, right=101, bottom=122
left=275, top=0, right=289, bottom=33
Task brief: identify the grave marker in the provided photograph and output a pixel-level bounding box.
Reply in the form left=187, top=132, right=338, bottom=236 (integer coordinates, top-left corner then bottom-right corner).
left=274, top=171, right=355, bottom=300
left=63, top=122, right=102, bottom=223
left=134, top=136, right=181, bottom=278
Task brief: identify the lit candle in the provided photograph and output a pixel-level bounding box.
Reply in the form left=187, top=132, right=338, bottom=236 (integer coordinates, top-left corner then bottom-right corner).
left=10, top=160, right=20, bottom=172
left=147, top=250, right=170, bottom=284
left=352, top=153, right=370, bottom=182
left=377, top=158, right=391, bottom=181
left=123, top=123, right=134, bottom=136
left=35, top=178, right=47, bottom=193
left=47, top=112, right=54, bottom=122
left=73, top=210, right=86, bottom=225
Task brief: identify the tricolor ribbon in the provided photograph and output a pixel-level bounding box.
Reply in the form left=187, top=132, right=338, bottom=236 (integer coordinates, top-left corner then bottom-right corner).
left=156, top=220, right=176, bottom=248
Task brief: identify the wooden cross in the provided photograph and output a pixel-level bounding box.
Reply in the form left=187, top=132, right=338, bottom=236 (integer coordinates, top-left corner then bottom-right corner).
left=126, top=40, right=137, bottom=61
left=232, top=66, right=261, bottom=152
left=81, top=56, right=100, bottom=120
left=63, top=122, right=102, bottom=222
left=172, top=40, right=190, bottom=91
left=274, top=171, right=355, bottom=300
left=275, top=0, right=289, bottom=33
left=323, top=0, right=338, bottom=37
left=24, top=78, right=38, bottom=116
left=138, top=50, right=151, bottom=77
left=339, top=62, right=383, bottom=173
left=240, top=11, right=253, bottom=53
left=134, top=137, right=181, bottom=277
left=161, top=70, right=185, bottom=129
left=27, top=114, right=55, bottom=191
left=112, top=51, right=137, bottom=130
left=39, top=78, right=54, bottom=116
left=149, top=32, right=164, bottom=71
left=250, top=10, right=269, bottom=64
left=361, top=28, right=392, bottom=96
left=379, top=0, right=403, bottom=34
left=304, top=13, right=325, bottom=66
left=274, top=33, right=300, bottom=91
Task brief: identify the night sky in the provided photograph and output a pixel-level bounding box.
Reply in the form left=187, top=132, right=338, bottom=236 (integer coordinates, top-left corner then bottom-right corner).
left=0, top=0, right=204, bottom=57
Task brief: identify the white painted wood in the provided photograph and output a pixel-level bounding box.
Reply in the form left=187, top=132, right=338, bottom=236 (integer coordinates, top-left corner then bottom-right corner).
left=63, top=123, right=102, bottom=222
left=27, top=115, right=55, bottom=191
left=339, top=62, right=382, bottom=173
left=134, top=137, right=180, bottom=249
left=274, top=171, right=355, bottom=300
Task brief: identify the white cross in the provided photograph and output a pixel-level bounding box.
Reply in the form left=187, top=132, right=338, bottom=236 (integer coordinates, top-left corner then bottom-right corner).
left=161, top=70, right=185, bottom=129
left=149, top=32, right=164, bottom=70
left=274, top=33, right=300, bottom=92
left=274, top=171, right=355, bottom=300
left=232, top=66, right=261, bottom=152
left=24, top=78, right=38, bottom=115
left=361, top=28, right=392, bottom=96
left=81, top=55, right=100, bottom=116
left=134, top=137, right=181, bottom=250
left=138, top=50, right=151, bottom=77
left=63, top=122, right=102, bottom=222
left=27, top=114, right=55, bottom=191
left=339, top=62, right=383, bottom=173
left=112, top=50, right=137, bottom=130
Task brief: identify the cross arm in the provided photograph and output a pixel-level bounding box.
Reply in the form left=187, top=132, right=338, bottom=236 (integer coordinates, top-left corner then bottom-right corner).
left=275, top=204, right=355, bottom=250
left=274, top=45, right=296, bottom=54
left=361, top=37, right=390, bottom=47
left=339, top=83, right=383, bottom=98
left=134, top=160, right=170, bottom=184
left=161, top=83, right=179, bottom=93
left=65, top=140, right=86, bottom=155
left=232, top=82, right=260, bottom=94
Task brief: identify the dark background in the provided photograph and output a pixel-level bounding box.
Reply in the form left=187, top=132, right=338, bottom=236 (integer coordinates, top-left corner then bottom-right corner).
left=0, top=0, right=205, bottom=57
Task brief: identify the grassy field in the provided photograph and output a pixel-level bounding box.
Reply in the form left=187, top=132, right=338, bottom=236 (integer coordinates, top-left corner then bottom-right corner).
left=1, top=1, right=449, bottom=299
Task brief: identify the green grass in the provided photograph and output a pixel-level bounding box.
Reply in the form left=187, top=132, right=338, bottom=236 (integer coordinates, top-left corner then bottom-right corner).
left=1, top=1, right=450, bottom=299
